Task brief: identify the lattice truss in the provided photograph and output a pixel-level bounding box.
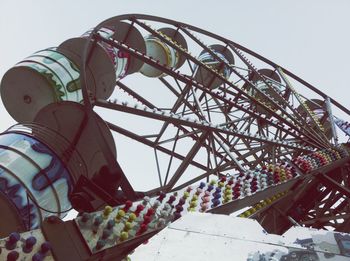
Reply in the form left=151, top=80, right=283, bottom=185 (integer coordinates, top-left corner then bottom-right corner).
left=254, top=161, right=350, bottom=233
left=86, top=15, right=349, bottom=195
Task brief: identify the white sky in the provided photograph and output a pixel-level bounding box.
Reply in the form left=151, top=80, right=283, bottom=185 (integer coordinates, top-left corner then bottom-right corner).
left=1, top=0, right=350, bottom=132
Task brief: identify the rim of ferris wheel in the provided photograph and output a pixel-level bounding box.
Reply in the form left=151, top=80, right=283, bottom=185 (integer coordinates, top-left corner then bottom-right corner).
left=32, top=101, right=116, bottom=182
left=194, top=44, right=234, bottom=89
left=94, top=14, right=350, bottom=115
left=102, top=20, right=146, bottom=74
left=58, top=37, right=116, bottom=100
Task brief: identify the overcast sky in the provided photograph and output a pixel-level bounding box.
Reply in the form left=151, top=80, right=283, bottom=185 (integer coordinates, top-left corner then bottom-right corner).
left=1, top=0, right=350, bottom=188
left=1, top=0, right=350, bottom=132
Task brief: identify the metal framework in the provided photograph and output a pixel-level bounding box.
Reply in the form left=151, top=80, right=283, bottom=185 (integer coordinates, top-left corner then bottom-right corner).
left=78, top=15, right=350, bottom=232
left=0, top=14, right=350, bottom=260
left=77, top=14, right=350, bottom=233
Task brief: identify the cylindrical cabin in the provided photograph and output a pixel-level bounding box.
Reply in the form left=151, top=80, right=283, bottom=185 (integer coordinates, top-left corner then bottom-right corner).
left=140, top=27, right=188, bottom=77
left=0, top=48, right=86, bottom=122
left=0, top=125, right=75, bottom=235
left=76, top=21, right=146, bottom=80
left=297, top=99, right=332, bottom=139
left=194, top=44, right=234, bottom=89
left=0, top=102, right=117, bottom=236
left=246, top=69, right=283, bottom=114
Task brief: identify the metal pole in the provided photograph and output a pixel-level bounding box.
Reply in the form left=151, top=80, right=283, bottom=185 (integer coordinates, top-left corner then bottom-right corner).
left=326, top=97, right=339, bottom=145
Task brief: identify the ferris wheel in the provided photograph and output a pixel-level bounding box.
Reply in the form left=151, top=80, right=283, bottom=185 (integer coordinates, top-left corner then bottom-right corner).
left=0, top=14, right=349, bottom=260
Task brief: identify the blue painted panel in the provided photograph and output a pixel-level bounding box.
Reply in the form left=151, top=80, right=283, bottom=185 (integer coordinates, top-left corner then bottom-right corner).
left=0, top=133, right=73, bottom=229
